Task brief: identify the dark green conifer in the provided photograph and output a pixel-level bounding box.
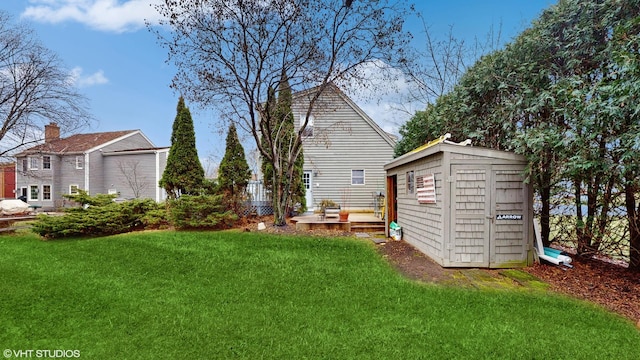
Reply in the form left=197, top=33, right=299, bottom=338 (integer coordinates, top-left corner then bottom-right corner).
left=261, top=73, right=306, bottom=216
left=218, top=123, right=251, bottom=209
left=160, top=96, right=205, bottom=198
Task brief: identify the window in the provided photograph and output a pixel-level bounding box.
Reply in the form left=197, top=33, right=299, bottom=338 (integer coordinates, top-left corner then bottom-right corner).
left=351, top=170, right=365, bottom=185
left=301, top=115, right=314, bottom=137
left=75, top=156, right=84, bottom=169
left=43, top=156, right=51, bottom=169
left=406, top=171, right=414, bottom=194
left=42, top=185, right=51, bottom=200
left=21, top=159, right=28, bottom=173
left=302, top=172, right=311, bottom=190
left=29, top=185, right=39, bottom=201
left=69, top=184, right=79, bottom=195
left=29, top=157, right=38, bottom=170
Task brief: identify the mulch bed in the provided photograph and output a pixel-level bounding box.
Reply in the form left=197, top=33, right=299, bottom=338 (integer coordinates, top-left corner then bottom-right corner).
left=523, top=255, right=640, bottom=324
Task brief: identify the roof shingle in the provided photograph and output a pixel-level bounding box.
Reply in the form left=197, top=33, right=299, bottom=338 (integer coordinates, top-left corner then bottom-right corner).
left=17, top=130, right=137, bottom=155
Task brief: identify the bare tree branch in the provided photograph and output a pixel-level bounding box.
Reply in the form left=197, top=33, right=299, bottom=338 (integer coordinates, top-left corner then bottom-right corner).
left=0, top=11, right=93, bottom=158
left=117, top=160, right=150, bottom=198
left=151, top=0, right=414, bottom=225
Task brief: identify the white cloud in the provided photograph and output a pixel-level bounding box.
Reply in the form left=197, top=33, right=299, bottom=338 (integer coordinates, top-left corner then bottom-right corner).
left=69, top=66, right=109, bottom=87
left=343, top=61, right=425, bottom=136
left=22, top=0, right=162, bottom=33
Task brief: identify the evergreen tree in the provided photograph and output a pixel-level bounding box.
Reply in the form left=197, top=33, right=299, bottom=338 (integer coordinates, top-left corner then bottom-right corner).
left=261, top=73, right=306, bottom=216
left=160, top=96, right=205, bottom=198
left=218, top=123, right=251, bottom=211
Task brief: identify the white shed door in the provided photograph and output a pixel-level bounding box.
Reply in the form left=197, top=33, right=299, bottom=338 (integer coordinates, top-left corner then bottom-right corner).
left=450, top=165, right=491, bottom=267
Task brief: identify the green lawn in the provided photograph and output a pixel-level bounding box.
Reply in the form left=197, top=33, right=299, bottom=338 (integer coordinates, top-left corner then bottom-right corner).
left=1, top=230, right=638, bottom=359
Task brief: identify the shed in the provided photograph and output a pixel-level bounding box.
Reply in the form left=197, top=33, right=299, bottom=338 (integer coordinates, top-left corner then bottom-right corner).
left=384, top=140, right=534, bottom=268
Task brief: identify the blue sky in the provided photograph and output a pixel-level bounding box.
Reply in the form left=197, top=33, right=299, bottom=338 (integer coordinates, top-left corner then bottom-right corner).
left=2, top=1, right=555, bottom=172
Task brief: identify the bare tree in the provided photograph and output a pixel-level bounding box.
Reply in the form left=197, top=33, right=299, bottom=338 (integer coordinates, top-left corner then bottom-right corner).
left=152, top=0, right=414, bottom=225
left=400, top=16, right=503, bottom=108
left=0, top=11, right=92, bottom=160
left=117, top=160, right=150, bottom=198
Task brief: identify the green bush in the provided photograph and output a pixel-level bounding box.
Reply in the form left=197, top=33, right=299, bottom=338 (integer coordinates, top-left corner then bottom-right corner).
left=140, top=208, right=170, bottom=229
left=63, top=189, right=116, bottom=207
left=167, top=194, right=237, bottom=230
left=32, top=198, right=161, bottom=239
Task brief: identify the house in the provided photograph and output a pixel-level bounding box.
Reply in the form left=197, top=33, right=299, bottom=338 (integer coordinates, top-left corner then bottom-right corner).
left=292, top=84, right=396, bottom=212
left=0, top=163, right=16, bottom=199
left=384, top=139, right=534, bottom=268
left=15, top=123, right=169, bottom=210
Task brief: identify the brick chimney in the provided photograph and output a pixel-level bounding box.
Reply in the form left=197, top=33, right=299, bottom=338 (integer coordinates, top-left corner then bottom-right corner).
left=44, top=122, right=60, bottom=143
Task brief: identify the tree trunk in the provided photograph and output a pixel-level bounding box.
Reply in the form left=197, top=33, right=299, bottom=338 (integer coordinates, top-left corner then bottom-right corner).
left=625, top=182, right=640, bottom=271
left=574, top=178, right=587, bottom=252
left=271, top=160, right=295, bottom=227
left=272, top=173, right=288, bottom=226
left=273, top=192, right=287, bottom=226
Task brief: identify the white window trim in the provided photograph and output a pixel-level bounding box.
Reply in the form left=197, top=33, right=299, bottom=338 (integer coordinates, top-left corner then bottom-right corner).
left=351, top=169, right=365, bottom=185
left=42, top=184, right=52, bottom=201
left=29, top=157, right=38, bottom=170
left=28, top=184, right=39, bottom=201
left=75, top=156, right=84, bottom=170
left=69, top=184, right=80, bottom=195
left=406, top=171, right=415, bottom=194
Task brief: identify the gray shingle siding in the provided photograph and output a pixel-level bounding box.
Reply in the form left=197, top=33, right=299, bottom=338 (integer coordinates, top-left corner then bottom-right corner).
left=385, top=143, right=533, bottom=268
left=391, top=154, right=445, bottom=262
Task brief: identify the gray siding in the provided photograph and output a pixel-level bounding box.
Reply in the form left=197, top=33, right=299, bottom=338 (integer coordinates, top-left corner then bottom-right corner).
left=99, top=133, right=153, bottom=152
left=294, top=87, right=395, bottom=211
left=388, top=154, right=445, bottom=263
left=103, top=153, right=160, bottom=199
left=88, top=132, right=154, bottom=195
left=88, top=151, right=102, bottom=195
left=15, top=153, right=84, bottom=210
left=385, top=143, right=533, bottom=268
left=14, top=131, right=163, bottom=209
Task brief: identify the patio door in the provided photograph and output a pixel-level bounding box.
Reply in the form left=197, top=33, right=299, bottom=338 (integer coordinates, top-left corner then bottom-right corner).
left=303, top=171, right=313, bottom=212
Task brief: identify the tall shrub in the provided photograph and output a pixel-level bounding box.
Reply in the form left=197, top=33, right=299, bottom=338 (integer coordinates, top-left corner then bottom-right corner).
left=160, top=97, right=205, bottom=198
left=218, top=123, right=251, bottom=213
left=261, top=73, right=306, bottom=216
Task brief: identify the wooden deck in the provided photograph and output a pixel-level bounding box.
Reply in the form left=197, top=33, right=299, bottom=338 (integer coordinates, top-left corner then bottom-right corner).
left=290, top=212, right=385, bottom=233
